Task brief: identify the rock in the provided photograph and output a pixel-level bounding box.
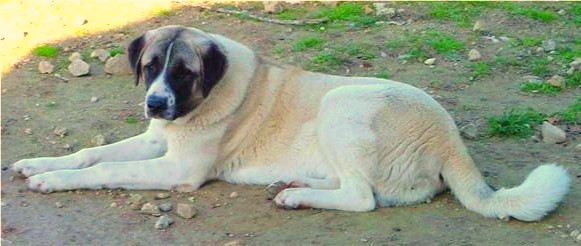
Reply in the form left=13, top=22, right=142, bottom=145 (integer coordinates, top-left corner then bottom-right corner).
left=262, top=1, right=280, bottom=13
left=577, top=234, right=581, bottom=242
left=460, top=124, right=478, bottom=140
left=187, top=196, right=196, bottom=203
left=127, top=194, right=144, bottom=210
left=68, top=59, right=90, bottom=77
left=472, top=20, right=487, bottom=32
left=104, top=54, right=131, bottom=75
left=223, top=241, right=242, bottom=246
left=90, top=96, right=99, bottom=103
left=546, top=56, right=554, bottom=62
left=541, top=122, right=566, bottom=144
left=523, top=75, right=543, bottom=84
left=159, top=203, right=173, bottom=212
left=38, top=61, right=54, bottom=74
left=155, top=215, right=173, bottom=230
left=68, top=52, right=82, bottom=62
left=53, top=127, right=67, bottom=137
left=424, top=58, right=436, bottom=65
left=468, top=49, right=482, bottom=61
left=176, top=203, right=197, bottom=219
left=90, top=49, right=110, bottom=62
left=547, top=75, right=565, bottom=88
left=571, top=230, right=580, bottom=238
left=140, top=202, right=162, bottom=216
left=24, top=128, right=32, bottom=135
left=557, top=9, right=566, bottom=15
left=499, top=36, right=510, bottom=42
left=91, top=134, right=106, bottom=146
left=571, top=58, right=581, bottom=70
left=542, top=39, right=556, bottom=52
left=229, top=192, right=239, bottom=199
left=373, top=3, right=396, bottom=17
left=155, top=193, right=170, bottom=200
left=110, top=202, right=118, bottom=208
left=575, top=143, right=581, bottom=152
left=54, top=202, right=64, bottom=208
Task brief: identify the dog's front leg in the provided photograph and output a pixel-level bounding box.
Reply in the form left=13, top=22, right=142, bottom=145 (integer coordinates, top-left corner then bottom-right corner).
left=26, top=155, right=205, bottom=193
left=12, top=120, right=167, bottom=177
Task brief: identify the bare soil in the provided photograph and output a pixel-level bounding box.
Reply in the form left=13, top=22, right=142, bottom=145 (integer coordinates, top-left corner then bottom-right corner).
left=2, top=2, right=580, bottom=245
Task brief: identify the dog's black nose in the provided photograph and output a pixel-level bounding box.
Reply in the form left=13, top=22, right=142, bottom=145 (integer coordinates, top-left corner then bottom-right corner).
left=147, top=96, right=167, bottom=113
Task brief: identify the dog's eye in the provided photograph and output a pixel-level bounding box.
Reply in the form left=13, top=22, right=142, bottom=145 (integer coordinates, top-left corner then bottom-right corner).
left=144, top=63, right=156, bottom=73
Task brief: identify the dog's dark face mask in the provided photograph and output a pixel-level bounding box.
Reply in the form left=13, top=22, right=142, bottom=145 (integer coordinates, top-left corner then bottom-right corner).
left=127, top=26, right=227, bottom=121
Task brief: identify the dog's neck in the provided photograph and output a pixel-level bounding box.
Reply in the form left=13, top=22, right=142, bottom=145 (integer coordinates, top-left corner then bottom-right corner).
left=169, top=34, right=256, bottom=128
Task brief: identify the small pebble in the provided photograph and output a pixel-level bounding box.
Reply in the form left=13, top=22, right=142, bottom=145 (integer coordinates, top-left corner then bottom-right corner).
left=187, top=196, right=196, bottom=203
left=68, top=52, right=82, bottom=62
left=159, top=203, right=173, bottom=212
left=90, top=96, right=99, bottom=103
left=155, top=193, right=170, bottom=200
left=561, top=234, right=569, bottom=238
left=110, top=202, right=118, bottom=208
left=140, top=202, right=162, bottom=216
left=54, top=202, right=64, bottom=208
left=223, top=240, right=241, bottom=246
left=155, top=215, right=173, bottom=230
left=229, top=192, right=239, bottom=199
left=576, top=234, right=581, bottom=241
left=424, top=58, right=436, bottom=65
left=24, top=128, right=32, bottom=135
left=53, top=127, right=67, bottom=137
left=176, top=203, right=197, bottom=219
left=91, top=134, right=107, bottom=146
left=571, top=230, right=580, bottom=238
left=127, top=194, right=144, bottom=210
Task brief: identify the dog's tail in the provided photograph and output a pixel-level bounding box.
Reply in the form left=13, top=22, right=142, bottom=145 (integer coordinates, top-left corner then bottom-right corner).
left=441, top=145, right=570, bottom=221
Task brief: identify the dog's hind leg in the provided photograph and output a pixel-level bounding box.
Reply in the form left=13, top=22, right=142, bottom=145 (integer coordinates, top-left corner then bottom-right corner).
left=12, top=120, right=167, bottom=177
left=274, top=86, right=384, bottom=211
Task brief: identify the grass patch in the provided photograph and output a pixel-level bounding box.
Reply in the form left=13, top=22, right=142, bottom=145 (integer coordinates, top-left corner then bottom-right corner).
left=306, top=51, right=344, bottom=72
left=385, top=30, right=464, bottom=62
left=315, top=2, right=380, bottom=28
left=530, top=58, right=552, bottom=77
left=109, top=47, right=125, bottom=57
left=520, top=82, right=562, bottom=94
left=339, top=44, right=377, bottom=60
left=565, top=72, right=581, bottom=87
left=488, top=109, right=546, bottom=137
left=292, top=36, right=325, bottom=52
left=124, top=117, right=139, bottom=124
left=33, top=45, right=59, bottom=58
left=427, top=2, right=492, bottom=27
left=373, top=71, right=391, bottom=79
left=276, top=8, right=309, bottom=20
left=519, top=36, right=543, bottom=47
left=424, top=30, right=465, bottom=55
left=472, top=62, right=492, bottom=78
left=494, top=56, right=523, bottom=67
left=512, top=7, right=557, bottom=22
left=155, top=9, right=174, bottom=17
left=556, top=98, right=581, bottom=124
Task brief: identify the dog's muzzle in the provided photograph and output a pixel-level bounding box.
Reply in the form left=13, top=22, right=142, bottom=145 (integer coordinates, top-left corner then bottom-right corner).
left=145, top=96, right=176, bottom=120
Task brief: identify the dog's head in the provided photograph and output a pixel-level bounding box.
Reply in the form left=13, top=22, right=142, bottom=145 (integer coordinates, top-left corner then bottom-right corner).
left=127, top=25, right=228, bottom=121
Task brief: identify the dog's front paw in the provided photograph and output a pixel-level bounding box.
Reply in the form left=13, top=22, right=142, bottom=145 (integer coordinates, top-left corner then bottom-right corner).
left=27, top=173, right=63, bottom=193
left=12, top=159, right=46, bottom=177
left=274, top=188, right=309, bottom=209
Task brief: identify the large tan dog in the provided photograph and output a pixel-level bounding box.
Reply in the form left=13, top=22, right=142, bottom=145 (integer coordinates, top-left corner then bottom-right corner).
left=12, top=25, right=570, bottom=221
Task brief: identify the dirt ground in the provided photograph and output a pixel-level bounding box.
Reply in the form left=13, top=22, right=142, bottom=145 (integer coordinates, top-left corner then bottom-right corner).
left=2, top=2, right=580, bottom=245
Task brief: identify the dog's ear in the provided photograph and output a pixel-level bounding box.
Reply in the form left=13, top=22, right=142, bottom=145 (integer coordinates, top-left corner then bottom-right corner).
left=200, top=42, right=228, bottom=97
left=127, top=35, right=145, bottom=86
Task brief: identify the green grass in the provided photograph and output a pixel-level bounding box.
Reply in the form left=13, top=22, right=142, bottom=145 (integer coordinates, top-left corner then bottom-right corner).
left=109, top=47, right=125, bottom=57
left=424, top=31, right=465, bottom=55
left=512, top=7, right=557, bottom=22
left=427, top=2, right=492, bottom=27
left=519, top=36, right=543, bottom=47
left=556, top=98, right=581, bottom=124
left=520, top=82, right=562, bottom=94
left=494, top=56, right=522, bottom=67
left=488, top=109, right=546, bottom=137
left=124, top=117, right=139, bottom=124
left=306, top=51, right=344, bottom=72
left=276, top=8, right=309, bottom=20
left=155, top=9, right=174, bottom=17
left=530, top=58, right=552, bottom=77
left=373, top=71, right=391, bottom=79
left=385, top=30, right=464, bottom=62
left=33, top=45, right=59, bottom=58
left=472, top=62, right=492, bottom=78
left=315, top=2, right=380, bottom=28
left=565, top=72, right=581, bottom=87
left=555, top=46, right=581, bottom=63
left=339, top=44, right=377, bottom=60
left=292, top=37, right=325, bottom=52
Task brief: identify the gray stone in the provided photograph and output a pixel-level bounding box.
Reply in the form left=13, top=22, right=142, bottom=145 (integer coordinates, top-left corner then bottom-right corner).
left=472, top=20, right=487, bottom=32
left=90, top=49, right=110, bottom=62
left=468, top=49, right=482, bottom=61
left=90, top=96, right=99, bottom=103
left=155, top=193, right=170, bottom=200
left=570, top=58, right=581, bottom=70
left=541, top=122, right=566, bottom=144
left=176, top=203, right=197, bottom=219
left=38, top=61, right=54, bottom=74
left=54, top=202, right=64, bottom=208
left=460, top=124, right=478, bottom=140
left=229, top=191, right=239, bottom=199
left=155, top=215, right=173, bottom=230
left=68, top=52, right=82, bottom=62
left=542, top=39, right=556, bottom=52
left=91, top=134, right=106, bottom=146
left=140, top=202, right=162, bottom=216
left=575, top=143, right=581, bottom=152
left=104, top=54, right=131, bottom=75
left=68, top=59, right=90, bottom=77
left=126, top=194, right=144, bottom=210
left=523, top=75, right=543, bottom=84
left=159, top=203, right=173, bottom=212
left=373, top=3, right=396, bottom=16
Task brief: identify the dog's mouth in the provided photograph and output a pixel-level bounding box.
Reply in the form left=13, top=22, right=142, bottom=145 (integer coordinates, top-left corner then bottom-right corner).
left=144, top=106, right=178, bottom=121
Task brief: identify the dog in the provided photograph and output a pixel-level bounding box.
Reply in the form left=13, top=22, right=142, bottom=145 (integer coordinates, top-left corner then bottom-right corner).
left=12, top=25, right=570, bottom=221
